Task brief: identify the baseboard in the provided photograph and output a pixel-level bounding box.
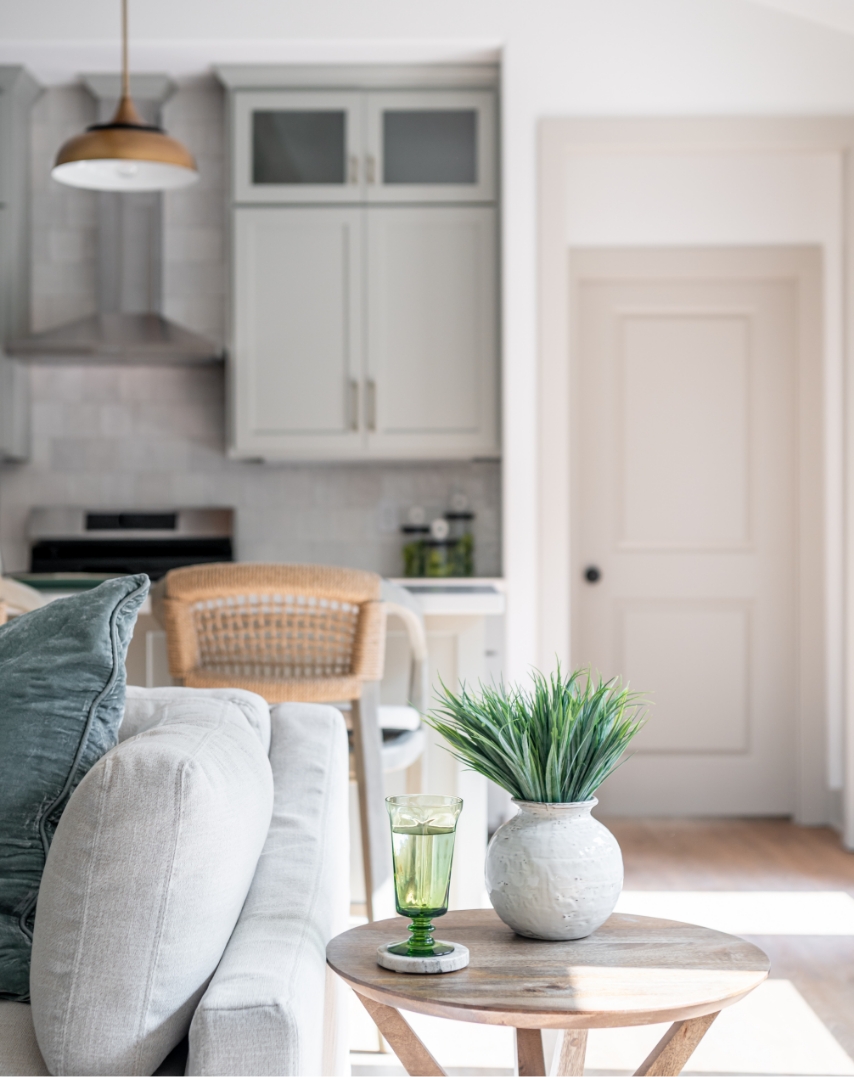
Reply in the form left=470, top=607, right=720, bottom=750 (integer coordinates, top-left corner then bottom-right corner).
left=827, top=787, right=844, bottom=834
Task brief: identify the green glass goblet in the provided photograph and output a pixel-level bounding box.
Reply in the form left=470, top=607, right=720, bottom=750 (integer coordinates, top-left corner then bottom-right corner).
left=386, top=794, right=463, bottom=958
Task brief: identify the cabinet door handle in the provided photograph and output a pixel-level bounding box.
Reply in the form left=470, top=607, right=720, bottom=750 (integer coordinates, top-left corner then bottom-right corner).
left=365, top=154, right=376, bottom=184
left=350, top=379, right=360, bottom=430
left=366, top=379, right=377, bottom=431
left=348, top=155, right=359, bottom=184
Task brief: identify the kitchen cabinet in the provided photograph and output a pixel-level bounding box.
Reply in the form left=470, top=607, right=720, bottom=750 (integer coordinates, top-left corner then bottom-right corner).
left=364, top=91, right=495, bottom=204
left=232, top=207, right=364, bottom=458
left=232, top=91, right=363, bottom=204
left=0, top=67, right=39, bottom=462
left=231, top=88, right=495, bottom=205
left=220, top=65, right=499, bottom=462
left=365, top=206, right=497, bottom=457
left=231, top=205, right=497, bottom=460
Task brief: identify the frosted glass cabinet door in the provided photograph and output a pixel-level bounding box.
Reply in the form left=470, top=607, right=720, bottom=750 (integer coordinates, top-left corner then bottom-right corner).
left=365, top=206, right=499, bottom=458
left=365, top=91, right=496, bottom=203
left=231, top=207, right=364, bottom=458
left=232, top=91, right=363, bottom=203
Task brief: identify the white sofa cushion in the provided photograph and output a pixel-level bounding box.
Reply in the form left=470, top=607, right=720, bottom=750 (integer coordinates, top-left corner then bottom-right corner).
left=30, top=697, right=274, bottom=1077
left=0, top=1002, right=187, bottom=1077
left=187, top=703, right=350, bottom=1077
left=0, top=1002, right=48, bottom=1076
left=122, top=685, right=271, bottom=751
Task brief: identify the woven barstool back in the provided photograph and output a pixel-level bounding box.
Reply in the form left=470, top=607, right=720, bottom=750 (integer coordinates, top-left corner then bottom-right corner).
left=156, top=563, right=386, bottom=704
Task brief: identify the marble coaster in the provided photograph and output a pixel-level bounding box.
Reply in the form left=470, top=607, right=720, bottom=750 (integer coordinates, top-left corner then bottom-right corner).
left=377, top=942, right=470, bottom=974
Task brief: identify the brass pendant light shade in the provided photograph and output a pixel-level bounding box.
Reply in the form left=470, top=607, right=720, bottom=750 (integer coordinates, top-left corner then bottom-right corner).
left=52, top=0, right=198, bottom=192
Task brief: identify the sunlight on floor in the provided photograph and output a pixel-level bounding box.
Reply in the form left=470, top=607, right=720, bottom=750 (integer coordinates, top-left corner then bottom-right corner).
left=615, top=890, right=854, bottom=935
left=350, top=979, right=854, bottom=1075
left=349, top=891, right=854, bottom=1075
left=586, top=980, right=854, bottom=1076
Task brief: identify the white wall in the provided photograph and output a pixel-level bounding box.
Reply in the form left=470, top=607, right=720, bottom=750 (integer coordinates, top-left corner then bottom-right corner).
left=7, top=0, right=854, bottom=679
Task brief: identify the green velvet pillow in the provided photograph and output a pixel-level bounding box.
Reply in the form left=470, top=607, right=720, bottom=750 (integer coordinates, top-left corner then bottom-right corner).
left=0, top=574, right=149, bottom=1001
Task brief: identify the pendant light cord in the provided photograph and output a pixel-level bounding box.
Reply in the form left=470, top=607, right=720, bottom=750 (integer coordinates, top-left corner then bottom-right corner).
left=121, top=0, right=129, bottom=99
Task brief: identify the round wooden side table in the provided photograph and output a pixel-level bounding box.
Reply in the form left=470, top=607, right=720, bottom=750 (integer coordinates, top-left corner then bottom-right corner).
left=326, top=908, right=769, bottom=1077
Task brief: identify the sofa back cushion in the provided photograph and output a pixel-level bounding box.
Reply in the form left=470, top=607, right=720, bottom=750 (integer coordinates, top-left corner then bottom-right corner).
left=122, top=685, right=272, bottom=752
left=29, top=697, right=274, bottom=1077
left=0, top=575, right=149, bottom=1002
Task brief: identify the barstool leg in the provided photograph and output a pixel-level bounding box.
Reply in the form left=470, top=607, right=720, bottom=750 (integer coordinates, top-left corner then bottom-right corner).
left=352, top=681, right=394, bottom=920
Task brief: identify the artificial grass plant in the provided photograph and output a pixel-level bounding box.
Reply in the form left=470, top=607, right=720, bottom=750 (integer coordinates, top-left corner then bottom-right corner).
left=424, top=667, right=648, bottom=804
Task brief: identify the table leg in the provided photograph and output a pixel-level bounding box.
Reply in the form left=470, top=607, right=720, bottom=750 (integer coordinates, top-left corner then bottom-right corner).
left=355, top=992, right=446, bottom=1077
left=634, top=1012, right=719, bottom=1076
left=516, top=1028, right=546, bottom=1076
left=550, top=1029, right=588, bottom=1076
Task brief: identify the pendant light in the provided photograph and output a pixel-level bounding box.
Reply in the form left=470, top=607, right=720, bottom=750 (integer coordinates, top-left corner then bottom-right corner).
left=52, top=0, right=198, bottom=192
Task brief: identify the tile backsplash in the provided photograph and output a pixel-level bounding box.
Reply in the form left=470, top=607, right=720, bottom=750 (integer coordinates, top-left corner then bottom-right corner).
left=0, top=81, right=501, bottom=577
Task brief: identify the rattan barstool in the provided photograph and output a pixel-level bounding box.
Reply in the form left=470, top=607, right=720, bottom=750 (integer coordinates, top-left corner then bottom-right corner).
left=153, top=562, right=423, bottom=921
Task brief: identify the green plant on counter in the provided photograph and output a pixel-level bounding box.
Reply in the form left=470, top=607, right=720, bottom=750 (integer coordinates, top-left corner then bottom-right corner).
left=451, top=532, right=474, bottom=576
left=403, top=540, right=427, bottom=577
left=424, top=667, right=648, bottom=803
left=425, top=543, right=453, bottom=577
left=404, top=536, right=475, bottom=578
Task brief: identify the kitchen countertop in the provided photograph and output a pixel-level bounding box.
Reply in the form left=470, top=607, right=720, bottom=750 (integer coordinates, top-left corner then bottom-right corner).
left=11, top=571, right=123, bottom=590
left=12, top=573, right=506, bottom=619
left=388, top=578, right=505, bottom=616
left=10, top=573, right=154, bottom=613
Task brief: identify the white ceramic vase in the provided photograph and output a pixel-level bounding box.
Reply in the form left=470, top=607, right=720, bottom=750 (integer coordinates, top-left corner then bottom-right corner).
left=485, top=798, right=623, bottom=940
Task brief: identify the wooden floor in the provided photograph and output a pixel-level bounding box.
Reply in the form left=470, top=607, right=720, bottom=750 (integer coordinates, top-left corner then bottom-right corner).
left=606, top=818, right=854, bottom=1059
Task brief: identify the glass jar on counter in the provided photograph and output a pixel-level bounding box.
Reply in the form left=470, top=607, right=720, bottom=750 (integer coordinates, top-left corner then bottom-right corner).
left=423, top=539, right=454, bottom=577
left=445, top=512, right=474, bottom=577
left=401, top=525, right=430, bottom=577
left=400, top=512, right=475, bottom=578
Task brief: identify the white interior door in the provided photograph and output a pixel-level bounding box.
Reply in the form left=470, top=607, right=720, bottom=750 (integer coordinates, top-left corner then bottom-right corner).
left=572, top=248, right=820, bottom=815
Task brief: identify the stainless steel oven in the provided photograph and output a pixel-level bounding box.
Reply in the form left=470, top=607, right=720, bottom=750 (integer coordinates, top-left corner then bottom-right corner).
left=24, top=507, right=233, bottom=581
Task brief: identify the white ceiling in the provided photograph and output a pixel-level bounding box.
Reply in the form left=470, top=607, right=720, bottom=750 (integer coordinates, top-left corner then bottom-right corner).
left=748, top=0, right=854, bottom=35
left=4, top=0, right=854, bottom=88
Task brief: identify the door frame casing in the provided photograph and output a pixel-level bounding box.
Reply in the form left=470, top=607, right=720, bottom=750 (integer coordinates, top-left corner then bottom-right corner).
left=568, top=246, right=822, bottom=818
left=538, top=118, right=844, bottom=827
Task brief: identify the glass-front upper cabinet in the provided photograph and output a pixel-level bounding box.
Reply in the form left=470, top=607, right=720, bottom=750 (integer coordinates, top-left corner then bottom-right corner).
left=232, top=91, right=363, bottom=203
left=365, top=91, right=496, bottom=203
left=232, top=88, right=496, bottom=204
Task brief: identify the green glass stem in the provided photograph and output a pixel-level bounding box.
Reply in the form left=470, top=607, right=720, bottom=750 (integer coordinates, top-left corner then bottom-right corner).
left=408, top=915, right=436, bottom=956
left=388, top=915, right=454, bottom=958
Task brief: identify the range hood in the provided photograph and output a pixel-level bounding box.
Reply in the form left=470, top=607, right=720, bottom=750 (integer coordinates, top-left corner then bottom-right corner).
left=8, top=312, right=220, bottom=364
left=7, top=75, right=222, bottom=366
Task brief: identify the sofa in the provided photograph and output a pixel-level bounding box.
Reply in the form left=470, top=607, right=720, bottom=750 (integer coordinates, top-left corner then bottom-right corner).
left=0, top=686, right=351, bottom=1077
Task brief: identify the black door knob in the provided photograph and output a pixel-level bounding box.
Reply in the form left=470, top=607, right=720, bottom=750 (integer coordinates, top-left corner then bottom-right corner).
left=584, top=566, right=601, bottom=583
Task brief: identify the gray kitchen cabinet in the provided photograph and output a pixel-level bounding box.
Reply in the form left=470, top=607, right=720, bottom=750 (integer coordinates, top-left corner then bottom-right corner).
left=230, top=86, right=495, bottom=206
left=0, top=67, right=39, bottom=462
left=365, top=206, right=498, bottom=458
left=365, top=91, right=495, bottom=204
left=221, top=65, right=499, bottom=462
left=231, top=91, right=363, bottom=205
left=231, top=204, right=498, bottom=461
left=231, top=207, right=364, bottom=458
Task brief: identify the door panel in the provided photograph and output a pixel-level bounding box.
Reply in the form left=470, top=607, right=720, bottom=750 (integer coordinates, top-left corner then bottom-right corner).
left=620, top=316, right=750, bottom=549
left=620, top=602, right=750, bottom=753
left=573, top=254, right=799, bottom=814
left=232, top=207, right=363, bottom=457
left=365, top=206, right=498, bottom=458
